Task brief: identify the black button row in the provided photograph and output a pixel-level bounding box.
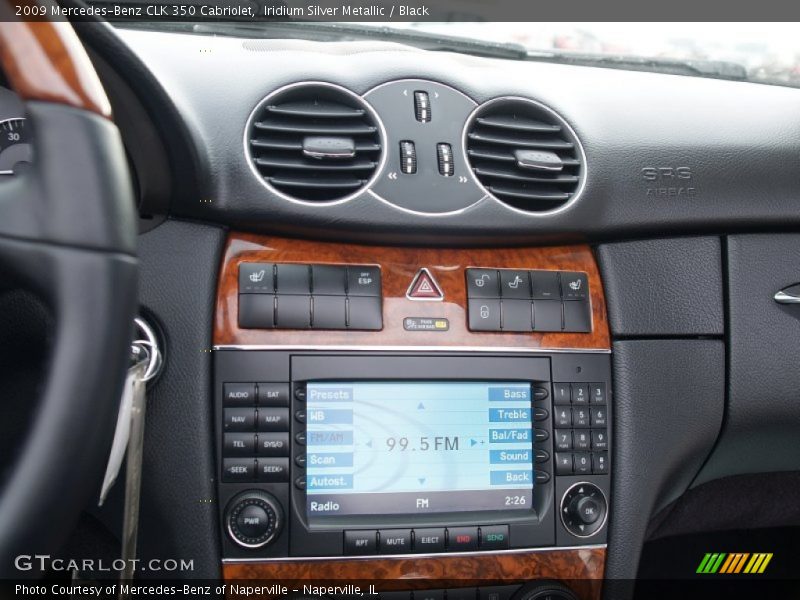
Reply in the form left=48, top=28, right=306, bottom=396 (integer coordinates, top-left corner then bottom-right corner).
left=553, top=382, right=606, bottom=405
left=223, top=382, right=289, bottom=407
left=239, top=294, right=382, bottom=330
left=467, top=298, right=590, bottom=333
left=223, top=457, right=289, bottom=482
left=466, top=269, right=588, bottom=301
left=223, top=408, right=291, bottom=432
left=223, top=432, right=291, bottom=456
left=380, top=585, right=521, bottom=600
left=239, top=263, right=381, bottom=297
left=344, top=525, right=508, bottom=556
left=555, top=451, right=608, bottom=475
left=554, top=429, right=608, bottom=452
left=552, top=406, right=607, bottom=428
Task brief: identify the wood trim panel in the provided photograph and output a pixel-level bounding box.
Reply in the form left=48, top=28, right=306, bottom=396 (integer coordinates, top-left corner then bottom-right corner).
left=214, top=233, right=609, bottom=351
left=223, top=548, right=605, bottom=599
left=0, top=17, right=111, bottom=117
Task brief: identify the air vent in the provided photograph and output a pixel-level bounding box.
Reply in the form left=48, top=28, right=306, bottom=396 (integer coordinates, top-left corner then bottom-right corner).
left=465, top=98, right=584, bottom=212
left=247, top=83, right=383, bottom=203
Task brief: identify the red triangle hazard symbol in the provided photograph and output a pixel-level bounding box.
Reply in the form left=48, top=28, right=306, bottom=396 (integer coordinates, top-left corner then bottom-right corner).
left=407, top=269, right=444, bottom=300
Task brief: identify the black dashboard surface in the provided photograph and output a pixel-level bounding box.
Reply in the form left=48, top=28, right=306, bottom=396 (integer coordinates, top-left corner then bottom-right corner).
left=116, top=27, right=800, bottom=246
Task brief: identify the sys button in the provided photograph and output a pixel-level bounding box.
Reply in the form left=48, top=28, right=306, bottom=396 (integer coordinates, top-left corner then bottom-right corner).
left=344, top=530, right=377, bottom=556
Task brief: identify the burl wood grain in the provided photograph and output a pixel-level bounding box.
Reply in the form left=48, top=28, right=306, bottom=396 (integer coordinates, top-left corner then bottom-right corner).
left=0, top=15, right=111, bottom=117
left=223, top=547, right=605, bottom=599
left=214, top=233, right=609, bottom=351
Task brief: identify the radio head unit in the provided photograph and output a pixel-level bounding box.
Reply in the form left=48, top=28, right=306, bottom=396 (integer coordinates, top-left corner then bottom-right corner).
left=215, top=351, right=610, bottom=559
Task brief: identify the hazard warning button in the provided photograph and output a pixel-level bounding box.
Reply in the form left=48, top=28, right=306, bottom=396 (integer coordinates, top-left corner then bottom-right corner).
left=406, top=268, right=444, bottom=301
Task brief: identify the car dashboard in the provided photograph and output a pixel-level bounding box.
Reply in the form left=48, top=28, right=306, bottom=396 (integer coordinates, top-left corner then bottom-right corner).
left=6, top=22, right=800, bottom=600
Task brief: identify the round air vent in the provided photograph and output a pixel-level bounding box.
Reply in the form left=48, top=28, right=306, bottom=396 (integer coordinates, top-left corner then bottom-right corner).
left=246, top=83, right=383, bottom=203
left=465, top=98, right=585, bottom=213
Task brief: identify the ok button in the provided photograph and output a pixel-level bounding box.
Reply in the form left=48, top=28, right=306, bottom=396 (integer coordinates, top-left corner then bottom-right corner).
left=468, top=299, right=501, bottom=331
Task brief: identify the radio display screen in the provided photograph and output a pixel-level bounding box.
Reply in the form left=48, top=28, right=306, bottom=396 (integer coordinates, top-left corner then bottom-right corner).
left=304, top=381, right=534, bottom=521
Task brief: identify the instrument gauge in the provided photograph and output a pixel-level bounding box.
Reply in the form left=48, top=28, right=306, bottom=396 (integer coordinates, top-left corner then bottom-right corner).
left=0, top=117, right=32, bottom=175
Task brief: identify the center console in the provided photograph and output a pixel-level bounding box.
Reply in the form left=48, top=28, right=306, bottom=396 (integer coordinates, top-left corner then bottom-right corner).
left=213, top=235, right=611, bottom=599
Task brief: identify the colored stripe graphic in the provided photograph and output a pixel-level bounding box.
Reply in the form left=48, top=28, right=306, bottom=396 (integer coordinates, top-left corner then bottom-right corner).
left=696, top=553, right=713, bottom=573
left=733, top=553, right=750, bottom=573
left=698, top=552, right=772, bottom=574
left=719, top=554, right=736, bottom=574
left=757, top=553, right=773, bottom=573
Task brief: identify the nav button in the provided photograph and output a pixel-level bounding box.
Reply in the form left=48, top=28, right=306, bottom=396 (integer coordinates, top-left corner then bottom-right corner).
left=344, top=530, right=377, bottom=556
left=414, top=528, right=446, bottom=553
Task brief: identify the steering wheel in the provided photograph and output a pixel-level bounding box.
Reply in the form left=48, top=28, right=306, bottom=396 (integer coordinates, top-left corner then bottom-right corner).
left=0, top=18, right=138, bottom=575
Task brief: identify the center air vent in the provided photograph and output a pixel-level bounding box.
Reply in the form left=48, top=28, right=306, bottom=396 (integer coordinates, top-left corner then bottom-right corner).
left=465, top=98, right=585, bottom=213
left=246, top=83, right=383, bottom=203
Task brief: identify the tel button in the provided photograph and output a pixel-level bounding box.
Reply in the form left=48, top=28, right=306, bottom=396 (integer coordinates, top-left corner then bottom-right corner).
left=448, top=526, right=479, bottom=551
left=344, top=530, right=377, bottom=555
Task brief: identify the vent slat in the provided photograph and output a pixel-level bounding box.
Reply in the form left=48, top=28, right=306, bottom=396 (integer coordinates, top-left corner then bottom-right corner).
left=476, top=115, right=562, bottom=133
left=265, top=101, right=365, bottom=119
left=466, top=99, right=583, bottom=212
left=267, top=176, right=367, bottom=190
left=248, top=84, right=382, bottom=201
left=254, top=120, right=377, bottom=136
left=468, top=131, right=574, bottom=150
left=255, top=157, right=377, bottom=171
left=251, top=139, right=381, bottom=153
left=474, top=167, right=579, bottom=184
left=486, top=185, right=571, bottom=202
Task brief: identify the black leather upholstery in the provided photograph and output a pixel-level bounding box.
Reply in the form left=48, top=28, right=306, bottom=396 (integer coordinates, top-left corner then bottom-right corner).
left=136, top=219, right=225, bottom=579
left=604, top=340, right=724, bottom=596
left=597, top=237, right=724, bottom=337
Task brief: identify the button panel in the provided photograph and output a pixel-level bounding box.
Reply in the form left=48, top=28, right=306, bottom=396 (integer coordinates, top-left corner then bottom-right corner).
left=552, top=382, right=610, bottom=476
left=343, top=525, right=510, bottom=556
left=465, top=268, right=592, bottom=333
left=222, top=382, right=292, bottom=482
left=238, top=263, right=382, bottom=330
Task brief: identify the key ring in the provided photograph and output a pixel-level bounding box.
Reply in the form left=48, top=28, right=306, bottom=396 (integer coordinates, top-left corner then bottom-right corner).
left=132, top=317, right=163, bottom=384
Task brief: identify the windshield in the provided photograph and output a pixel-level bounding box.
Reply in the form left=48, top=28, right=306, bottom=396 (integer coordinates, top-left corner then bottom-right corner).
left=118, top=19, right=800, bottom=88
left=380, top=22, right=800, bottom=87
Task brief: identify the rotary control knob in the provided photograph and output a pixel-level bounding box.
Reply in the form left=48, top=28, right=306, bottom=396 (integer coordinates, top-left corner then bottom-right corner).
left=225, top=491, right=283, bottom=549
left=560, top=482, right=607, bottom=538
